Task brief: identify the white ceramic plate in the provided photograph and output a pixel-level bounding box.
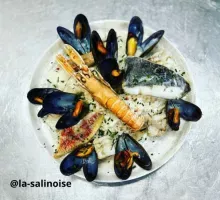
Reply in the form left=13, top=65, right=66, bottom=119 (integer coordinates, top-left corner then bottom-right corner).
left=28, top=20, right=195, bottom=184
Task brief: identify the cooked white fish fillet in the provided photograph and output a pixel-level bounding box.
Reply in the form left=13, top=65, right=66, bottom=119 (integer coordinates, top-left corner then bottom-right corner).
left=93, top=136, right=115, bottom=159
left=145, top=112, right=167, bottom=137
left=123, top=57, right=190, bottom=99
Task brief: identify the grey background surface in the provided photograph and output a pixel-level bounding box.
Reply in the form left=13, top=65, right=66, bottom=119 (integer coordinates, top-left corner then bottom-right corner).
left=1, top=0, right=220, bottom=199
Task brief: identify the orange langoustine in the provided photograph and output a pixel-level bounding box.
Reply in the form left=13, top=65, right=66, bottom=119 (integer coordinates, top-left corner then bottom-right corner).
left=56, top=44, right=146, bottom=131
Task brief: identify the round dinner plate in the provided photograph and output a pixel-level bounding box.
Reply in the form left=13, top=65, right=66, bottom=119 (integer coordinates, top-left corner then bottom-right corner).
left=28, top=20, right=195, bottom=183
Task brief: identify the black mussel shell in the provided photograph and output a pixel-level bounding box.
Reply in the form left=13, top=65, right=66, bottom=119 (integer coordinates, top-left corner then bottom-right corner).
left=60, top=145, right=97, bottom=181
left=167, top=108, right=180, bottom=131
left=140, top=30, right=164, bottom=57
left=57, top=26, right=86, bottom=55
left=98, top=58, right=124, bottom=92
left=167, top=99, right=202, bottom=121
left=126, top=16, right=143, bottom=56
left=106, top=29, right=118, bottom=59
left=60, top=152, right=83, bottom=176
left=37, top=92, right=80, bottom=118
left=55, top=112, right=80, bottom=130
left=74, top=14, right=91, bottom=40
left=127, top=16, right=143, bottom=45
left=55, top=103, right=89, bottom=129
left=27, top=88, right=58, bottom=105
left=114, top=150, right=133, bottom=180
left=115, top=134, right=128, bottom=154
left=83, top=150, right=98, bottom=182
left=91, top=30, right=107, bottom=64
left=124, top=134, right=152, bottom=170
left=114, top=135, right=133, bottom=180
left=73, top=14, right=91, bottom=53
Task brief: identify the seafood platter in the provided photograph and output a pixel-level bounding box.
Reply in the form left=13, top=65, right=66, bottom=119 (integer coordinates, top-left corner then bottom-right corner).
left=27, top=14, right=202, bottom=183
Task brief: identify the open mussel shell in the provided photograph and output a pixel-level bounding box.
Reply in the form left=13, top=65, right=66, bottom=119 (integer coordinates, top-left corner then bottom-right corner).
left=98, top=58, right=124, bottom=92
left=91, top=30, right=107, bottom=64
left=106, top=29, right=118, bottom=59
left=60, top=152, right=83, bottom=176
left=124, top=134, right=152, bottom=170
left=126, top=16, right=143, bottom=56
left=167, top=99, right=202, bottom=122
left=60, top=145, right=98, bottom=182
left=83, top=150, right=98, bottom=182
left=55, top=103, right=89, bottom=129
left=57, top=26, right=86, bottom=55
left=37, top=91, right=80, bottom=118
left=27, top=88, right=58, bottom=105
left=114, top=133, right=152, bottom=180
left=114, top=135, right=133, bottom=180
left=56, top=112, right=80, bottom=129
left=74, top=14, right=91, bottom=40
left=126, top=16, right=164, bottom=57
left=139, top=30, right=165, bottom=57
left=127, top=16, right=143, bottom=45
left=73, top=14, right=91, bottom=53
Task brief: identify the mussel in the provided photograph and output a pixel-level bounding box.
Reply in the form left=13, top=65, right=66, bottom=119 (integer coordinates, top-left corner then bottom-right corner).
left=124, top=134, right=152, bottom=170
left=57, top=14, right=91, bottom=55
left=37, top=91, right=80, bottom=117
left=166, top=99, right=202, bottom=130
left=139, top=30, right=165, bottom=57
left=57, top=26, right=85, bottom=55
left=98, top=58, right=124, bottom=92
left=114, top=135, right=133, bottom=180
left=60, top=144, right=98, bottom=182
left=126, top=16, right=164, bottom=57
left=126, top=16, right=143, bottom=56
left=91, top=29, right=123, bottom=92
left=60, top=152, right=83, bottom=176
left=91, top=29, right=118, bottom=64
left=56, top=100, right=89, bottom=129
left=83, top=150, right=98, bottom=182
left=27, top=88, right=89, bottom=129
left=90, top=30, right=107, bottom=64
left=27, top=88, right=59, bottom=105
left=74, top=14, right=91, bottom=53
left=106, top=29, right=118, bottom=59
left=114, top=133, right=152, bottom=180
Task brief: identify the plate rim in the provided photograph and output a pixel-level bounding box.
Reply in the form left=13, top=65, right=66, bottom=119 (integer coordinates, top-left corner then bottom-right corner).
left=27, top=19, right=196, bottom=184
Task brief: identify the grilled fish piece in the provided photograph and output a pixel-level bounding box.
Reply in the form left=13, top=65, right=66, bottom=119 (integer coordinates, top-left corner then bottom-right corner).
left=123, top=57, right=190, bottom=99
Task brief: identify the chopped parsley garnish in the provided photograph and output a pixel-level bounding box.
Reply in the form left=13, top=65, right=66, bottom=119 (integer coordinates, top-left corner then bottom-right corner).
left=133, top=78, right=138, bottom=85
left=107, top=130, right=118, bottom=138
left=98, top=130, right=104, bottom=137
